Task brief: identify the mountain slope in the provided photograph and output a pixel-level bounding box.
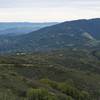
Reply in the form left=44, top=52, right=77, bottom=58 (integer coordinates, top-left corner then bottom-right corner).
left=0, top=18, right=100, bottom=53
left=0, top=22, right=57, bottom=36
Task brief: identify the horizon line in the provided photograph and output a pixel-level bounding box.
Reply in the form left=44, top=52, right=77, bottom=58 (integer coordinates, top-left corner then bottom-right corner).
left=0, top=17, right=99, bottom=23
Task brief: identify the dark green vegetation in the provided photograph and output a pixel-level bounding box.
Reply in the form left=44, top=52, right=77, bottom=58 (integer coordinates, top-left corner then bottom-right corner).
left=0, top=18, right=100, bottom=53
left=0, top=48, right=100, bottom=100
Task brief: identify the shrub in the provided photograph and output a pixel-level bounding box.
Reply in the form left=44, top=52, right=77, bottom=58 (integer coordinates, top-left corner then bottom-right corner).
left=26, top=88, right=58, bottom=100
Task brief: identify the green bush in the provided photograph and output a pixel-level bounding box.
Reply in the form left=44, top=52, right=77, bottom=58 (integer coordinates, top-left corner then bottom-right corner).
left=26, top=88, right=58, bottom=100
left=40, top=79, right=58, bottom=89
left=57, top=83, right=90, bottom=100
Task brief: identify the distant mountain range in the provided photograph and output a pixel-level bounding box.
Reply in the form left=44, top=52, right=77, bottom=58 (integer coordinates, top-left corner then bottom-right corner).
left=0, top=22, right=57, bottom=36
left=0, top=18, right=100, bottom=53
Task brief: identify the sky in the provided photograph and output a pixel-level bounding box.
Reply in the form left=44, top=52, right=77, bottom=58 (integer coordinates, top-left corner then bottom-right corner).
left=0, top=0, right=100, bottom=22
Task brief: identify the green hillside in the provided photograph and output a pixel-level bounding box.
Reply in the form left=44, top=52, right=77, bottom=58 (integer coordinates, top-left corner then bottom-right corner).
left=0, top=19, right=100, bottom=53
left=0, top=48, right=100, bottom=100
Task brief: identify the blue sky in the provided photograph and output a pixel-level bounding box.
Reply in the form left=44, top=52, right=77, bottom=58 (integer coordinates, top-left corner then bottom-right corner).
left=0, top=0, right=100, bottom=22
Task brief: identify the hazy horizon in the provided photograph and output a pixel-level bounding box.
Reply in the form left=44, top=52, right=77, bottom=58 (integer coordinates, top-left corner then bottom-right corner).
left=0, top=18, right=99, bottom=23
left=0, top=0, right=100, bottom=22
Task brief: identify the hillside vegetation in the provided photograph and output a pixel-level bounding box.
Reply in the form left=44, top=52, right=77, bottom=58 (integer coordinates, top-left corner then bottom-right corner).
left=0, top=48, right=100, bottom=100
left=0, top=19, right=100, bottom=53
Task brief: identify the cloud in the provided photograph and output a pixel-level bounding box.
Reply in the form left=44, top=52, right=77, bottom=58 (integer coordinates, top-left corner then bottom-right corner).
left=0, top=0, right=100, bottom=8
left=0, top=0, right=99, bottom=21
